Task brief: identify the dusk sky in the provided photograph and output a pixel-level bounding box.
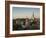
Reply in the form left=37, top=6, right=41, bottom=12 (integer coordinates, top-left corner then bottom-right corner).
left=12, top=7, right=40, bottom=19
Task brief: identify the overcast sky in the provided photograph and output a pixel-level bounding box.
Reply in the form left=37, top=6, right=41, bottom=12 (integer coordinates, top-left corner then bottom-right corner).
left=12, top=7, right=40, bottom=19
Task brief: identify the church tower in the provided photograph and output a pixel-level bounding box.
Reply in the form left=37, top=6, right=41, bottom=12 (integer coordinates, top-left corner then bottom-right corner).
left=31, top=12, right=34, bottom=20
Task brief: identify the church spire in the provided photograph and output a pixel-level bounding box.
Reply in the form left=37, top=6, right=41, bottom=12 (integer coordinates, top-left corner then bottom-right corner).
left=31, top=11, right=34, bottom=20
left=33, top=11, right=34, bottom=18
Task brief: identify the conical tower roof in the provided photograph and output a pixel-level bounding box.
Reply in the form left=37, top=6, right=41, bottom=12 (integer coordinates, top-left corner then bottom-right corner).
left=31, top=12, right=34, bottom=20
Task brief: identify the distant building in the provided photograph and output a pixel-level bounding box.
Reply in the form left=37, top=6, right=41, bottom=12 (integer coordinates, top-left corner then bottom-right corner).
left=30, top=12, right=34, bottom=23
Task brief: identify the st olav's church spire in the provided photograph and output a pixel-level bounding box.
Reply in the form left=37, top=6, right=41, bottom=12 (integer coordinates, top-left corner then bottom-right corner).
left=31, top=11, right=34, bottom=20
